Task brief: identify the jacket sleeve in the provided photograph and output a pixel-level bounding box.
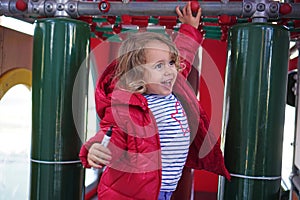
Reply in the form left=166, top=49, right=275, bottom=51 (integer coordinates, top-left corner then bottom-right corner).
left=175, top=24, right=203, bottom=79
left=79, top=129, right=106, bottom=168
left=79, top=107, right=130, bottom=169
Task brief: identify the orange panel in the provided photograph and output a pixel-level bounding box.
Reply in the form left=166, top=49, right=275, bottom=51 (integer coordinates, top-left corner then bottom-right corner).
left=0, top=26, right=33, bottom=75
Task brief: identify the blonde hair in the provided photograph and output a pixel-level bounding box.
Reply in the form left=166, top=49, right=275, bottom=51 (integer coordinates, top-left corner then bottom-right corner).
left=114, top=31, right=180, bottom=93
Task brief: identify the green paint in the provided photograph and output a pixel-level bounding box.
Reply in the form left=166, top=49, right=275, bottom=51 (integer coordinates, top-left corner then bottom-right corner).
left=31, top=18, right=90, bottom=200
left=219, top=23, right=290, bottom=200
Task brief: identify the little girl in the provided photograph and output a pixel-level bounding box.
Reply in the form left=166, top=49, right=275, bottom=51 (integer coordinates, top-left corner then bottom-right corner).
left=80, top=2, right=230, bottom=200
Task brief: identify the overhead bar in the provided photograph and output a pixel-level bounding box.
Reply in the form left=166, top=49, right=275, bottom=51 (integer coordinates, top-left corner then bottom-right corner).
left=1, top=0, right=300, bottom=21
left=77, top=1, right=243, bottom=17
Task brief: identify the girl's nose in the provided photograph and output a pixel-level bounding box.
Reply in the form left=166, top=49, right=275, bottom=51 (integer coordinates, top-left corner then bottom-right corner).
left=163, top=66, right=171, bottom=75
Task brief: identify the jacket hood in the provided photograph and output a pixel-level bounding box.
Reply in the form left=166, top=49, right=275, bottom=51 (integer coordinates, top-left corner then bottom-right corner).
left=94, top=60, right=148, bottom=119
left=94, top=60, right=116, bottom=119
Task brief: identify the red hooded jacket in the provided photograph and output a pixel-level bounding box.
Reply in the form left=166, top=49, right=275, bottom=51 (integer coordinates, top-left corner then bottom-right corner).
left=79, top=24, right=230, bottom=200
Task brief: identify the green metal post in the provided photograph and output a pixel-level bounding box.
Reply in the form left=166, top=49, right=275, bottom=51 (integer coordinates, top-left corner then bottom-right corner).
left=219, top=23, right=290, bottom=200
left=30, top=18, right=90, bottom=199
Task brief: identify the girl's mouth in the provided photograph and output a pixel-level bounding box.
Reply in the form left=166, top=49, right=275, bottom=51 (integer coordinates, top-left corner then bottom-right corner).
left=161, top=79, right=173, bottom=87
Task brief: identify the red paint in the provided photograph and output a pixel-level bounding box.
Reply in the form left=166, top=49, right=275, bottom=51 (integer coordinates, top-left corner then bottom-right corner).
left=191, top=1, right=200, bottom=13
left=16, top=0, right=27, bottom=11
left=279, top=3, right=292, bottom=15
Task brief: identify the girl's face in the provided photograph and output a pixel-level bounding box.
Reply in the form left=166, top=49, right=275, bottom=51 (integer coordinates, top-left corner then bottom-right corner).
left=143, top=41, right=178, bottom=96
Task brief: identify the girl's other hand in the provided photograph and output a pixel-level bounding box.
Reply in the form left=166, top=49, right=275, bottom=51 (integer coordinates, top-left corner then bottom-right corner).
left=87, top=143, right=112, bottom=168
left=176, top=2, right=202, bottom=29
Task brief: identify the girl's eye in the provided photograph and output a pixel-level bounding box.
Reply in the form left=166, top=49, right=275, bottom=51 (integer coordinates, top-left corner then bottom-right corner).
left=154, top=63, right=163, bottom=70
left=169, top=60, right=175, bottom=66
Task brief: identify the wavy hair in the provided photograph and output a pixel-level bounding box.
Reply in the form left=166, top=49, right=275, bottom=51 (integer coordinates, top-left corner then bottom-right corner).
left=114, top=31, right=180, bottom=93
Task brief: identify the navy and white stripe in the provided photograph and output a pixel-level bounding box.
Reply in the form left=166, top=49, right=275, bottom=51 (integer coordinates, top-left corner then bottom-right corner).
left=144, top=93, right=191, bottom=192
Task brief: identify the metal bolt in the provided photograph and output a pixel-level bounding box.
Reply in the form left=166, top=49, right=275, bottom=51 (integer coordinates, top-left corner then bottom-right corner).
left=57, top=3, right=64, bottom=11
left=269, top=2, right=278, bottom=13
left=100, top=2, right=107, bottom=11
left=257, top=3, right=265, bottom=12
left=68, top=3, right=75, bottom=12
left=244, top=2, right=252, bottom=12
left=33, top=6, right=38, bottom=13
left=45, top=2, right=53, bottom=12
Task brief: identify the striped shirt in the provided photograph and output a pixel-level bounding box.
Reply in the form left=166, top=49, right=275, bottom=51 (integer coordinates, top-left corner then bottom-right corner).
left=144, top=93, right=191, bottom=192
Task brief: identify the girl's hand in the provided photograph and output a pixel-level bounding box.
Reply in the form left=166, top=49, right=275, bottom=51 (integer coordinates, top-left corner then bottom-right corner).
left=87, top=143, right=112, bottom=168
left=176, top=2, right=202, bottom=29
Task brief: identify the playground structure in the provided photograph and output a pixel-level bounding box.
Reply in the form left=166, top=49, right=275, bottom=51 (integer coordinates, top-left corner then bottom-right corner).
left=0, top=0, right=300, bottom=199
